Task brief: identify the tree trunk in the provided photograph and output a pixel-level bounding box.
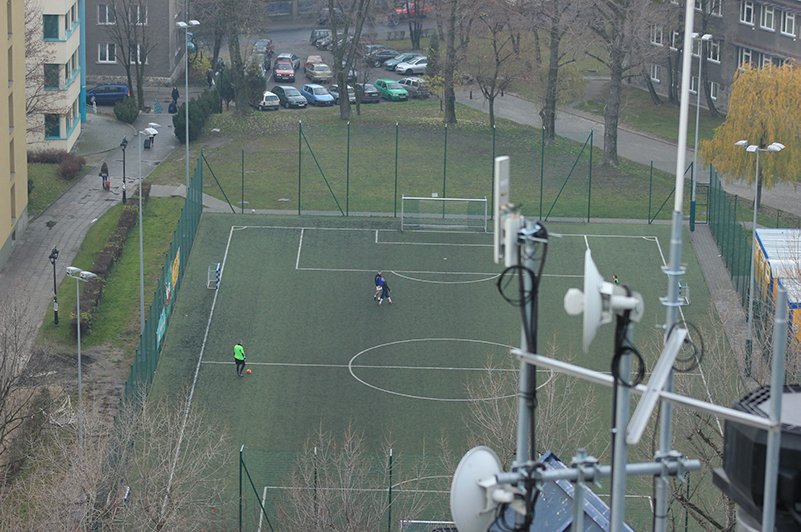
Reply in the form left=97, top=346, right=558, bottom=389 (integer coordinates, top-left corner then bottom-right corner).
left=532, top=30, right=541, bottom=66
left=488, top=94, right=496, bottom=127
left=643, top=65, right=662, bottom=105
left=603, top=50, right=624, bottom=166
left=227, top=30, right=247, bottom=113
left=443, top=1, right=458, bottom=124
left=666, top=53, right=677, bottom=104
left=541, top=19, right=560, bottom=142
left=338, top=71, right=351, bottom=120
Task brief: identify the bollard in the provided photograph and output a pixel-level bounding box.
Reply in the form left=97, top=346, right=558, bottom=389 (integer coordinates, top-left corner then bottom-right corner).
left=469, top=90, right=472, bottom=99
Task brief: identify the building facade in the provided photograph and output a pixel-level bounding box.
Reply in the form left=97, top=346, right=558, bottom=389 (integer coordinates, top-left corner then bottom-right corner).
left=643, top=0, right=801, bottom=112
left=26, top=0, right=84, bottom=152
left=1, top=0, right=30, bottom=270
left=84, top=0, right=182, bottom=86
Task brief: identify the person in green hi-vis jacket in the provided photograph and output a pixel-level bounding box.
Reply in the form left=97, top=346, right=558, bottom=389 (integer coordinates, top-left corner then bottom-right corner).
left=234, top=341, right=246, bottom=377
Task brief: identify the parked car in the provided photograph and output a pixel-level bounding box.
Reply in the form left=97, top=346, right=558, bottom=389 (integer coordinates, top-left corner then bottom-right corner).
left=252, top=38, right=273, bottom=57
left=304, top=55, right=324, bottom=72
left=366, top=48, right=400, bottom=67
left=274, top=52, right=300, bottom=70
left=255, top=90, right=280, bottom=111
left=363, top=44, right=386, bottom=56
left=373, top=79, right=408, bottom=101
left=306, top=63, right=333, bottom=83
left=86, top=84, right=130, bottom=105
left=355, top=83, right=381, bottom=103
left=271, top=85, right=308, bottom=108
left=395, top=56, right=428, bottom=75
left=310, top=28, right=331, bottom=46
left=329, top=84, right=356, bottom=104
left=384, top=52, right=422, bottom=71
left=398, top=77, right=430, bottom=99
left=272, top=61, right=295, bottom=82
left=300, top=83, right=335, bottom=106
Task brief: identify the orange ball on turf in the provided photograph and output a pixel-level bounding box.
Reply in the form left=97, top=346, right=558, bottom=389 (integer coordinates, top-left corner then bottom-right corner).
left=245, top=368, right=252, bottom=374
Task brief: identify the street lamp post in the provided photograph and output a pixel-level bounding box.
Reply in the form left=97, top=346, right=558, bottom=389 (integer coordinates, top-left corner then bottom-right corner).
left=66, top=266, right=98, bottom=452
left=177, top=19, right=200, bottom=196
left=137, top=123, right=161, bottom=335
left=735, top=139, right=785, bottom=364
left=690, top=33, right=712, bottom=232
left=120, top=137, right=128, bottom=204
left=48, top=247, right=59, bottom=325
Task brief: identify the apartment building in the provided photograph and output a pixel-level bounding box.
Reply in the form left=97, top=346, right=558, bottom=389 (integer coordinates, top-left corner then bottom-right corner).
left=26, top=0, right=84, bottom=152
left=84, top=0, right=182, bottom=86
left=1, top=0, right=30, bottom=270
left=644, top=0, right=801, bottom=111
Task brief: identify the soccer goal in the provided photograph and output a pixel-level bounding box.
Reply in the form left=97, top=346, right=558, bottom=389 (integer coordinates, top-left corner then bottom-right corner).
left=400, top=195, right=488, bottom=232
left=399, top=519, right=456, bottom=531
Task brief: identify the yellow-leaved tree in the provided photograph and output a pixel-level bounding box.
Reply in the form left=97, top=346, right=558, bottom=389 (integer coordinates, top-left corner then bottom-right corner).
left=700, top=64, right=801, bottom=206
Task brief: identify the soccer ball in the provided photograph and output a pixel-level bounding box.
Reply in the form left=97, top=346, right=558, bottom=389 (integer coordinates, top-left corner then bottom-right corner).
left=245, top=368, right=252, bottom=374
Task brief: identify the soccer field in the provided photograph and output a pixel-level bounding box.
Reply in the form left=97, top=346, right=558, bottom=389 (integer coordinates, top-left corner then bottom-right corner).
left=150, top=214, right=714, bottom=530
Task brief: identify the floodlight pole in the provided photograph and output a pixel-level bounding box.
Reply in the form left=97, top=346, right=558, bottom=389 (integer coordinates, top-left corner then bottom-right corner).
left=137, top=131, right=146, bottom=335
left=49, top=247, right=59, bottom=325
left=690, top=33, right=712, bottom=232
left=655, top=2, right=696, bottom=530
left=609, top=322, right=634, bottom=532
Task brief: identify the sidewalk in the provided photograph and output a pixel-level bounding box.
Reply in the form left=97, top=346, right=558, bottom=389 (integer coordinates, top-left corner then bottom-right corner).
left=455, top=86, right=801, bottom=218
left=0, top=108, right=180, bottom=351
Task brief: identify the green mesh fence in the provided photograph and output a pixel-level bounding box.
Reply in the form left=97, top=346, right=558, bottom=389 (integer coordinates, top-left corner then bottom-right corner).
left=123, top=158, right=203, bottom=399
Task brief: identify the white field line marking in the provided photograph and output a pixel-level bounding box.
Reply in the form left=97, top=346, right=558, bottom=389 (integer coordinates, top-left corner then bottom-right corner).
left=257, top=485, right=268, bottom=532
left=390, top=270, right=500, bottom=285
left=261, top=484, right=451, bottom=495
left=584, top=234, right=590, bottom=250
left=201, top=360, right=518, bottom=372
left=651, top=236, right=720, bottom=434
left=161, top=225, right=235, bottom=518
left=295, top=228, right=304, bottom=270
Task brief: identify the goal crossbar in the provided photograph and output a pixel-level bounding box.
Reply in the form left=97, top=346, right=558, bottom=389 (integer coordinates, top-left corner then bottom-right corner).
left=401, top=195, right=488, bottom=232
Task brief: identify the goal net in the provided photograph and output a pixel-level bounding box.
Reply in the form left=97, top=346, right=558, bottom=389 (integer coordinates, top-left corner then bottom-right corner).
left=401, top=195, right=488, bottom=232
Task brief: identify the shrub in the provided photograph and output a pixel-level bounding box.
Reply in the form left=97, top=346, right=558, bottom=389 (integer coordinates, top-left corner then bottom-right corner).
left=172, top=89, right=221, bottom=144
left=27, top=150, right=69, bottom=164
left=114, top=96, right=139, bottom=124
left=57, top=153, right=86, bottom=180
left=28, top=178, right=34, bottom=194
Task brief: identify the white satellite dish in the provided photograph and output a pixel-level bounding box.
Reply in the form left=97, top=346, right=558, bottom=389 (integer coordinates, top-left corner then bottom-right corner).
left=564, top=249, right=643, bottom=353
left=450, top=446, right=503, bottom=532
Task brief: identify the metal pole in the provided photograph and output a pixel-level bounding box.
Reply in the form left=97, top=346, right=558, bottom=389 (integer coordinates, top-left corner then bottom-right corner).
left=298, top=121, right=302, bottom=216
left=346, top=121, right=350, bottom=216
left=746, top=150, right=760, bottom=356
left=442, top=123, right=448, bottom=199
left=656, top=3, right=696, bottom=529
left=394, top=122, right=399, bottom=217
left=138, top=134, right=145, bottom=335
left=50, top=249, right=59, bottom=325
left=239, top=445, right=243, bottom=532
left=572, top=449, right=587, bottom=531
left=648, top=161, right=653, bottom=222
left=610, top=322, right=634, bottom=532
left=761, top=286, right=788, bottom=532
left=540, top=127, right=544, bottom=219
left=387, top=448, right=393, bottom=532
left=122, top=141, right=127, bottom=204
left=491, top=125, right=496, bottom=219
left=76, top=277, right=83, bottom=452
left=587, top=130, right=593, bottom=222
left=241, top=149, right=244, bottom=214
left=690, top=39, right=703, bottom=232
left=184, top=14, right=191, bottom=195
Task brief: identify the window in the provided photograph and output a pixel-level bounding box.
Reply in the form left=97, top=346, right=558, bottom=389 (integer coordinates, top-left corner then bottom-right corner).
left=670, top=30, right=680, bottom=49
left=43, top=14, right=59, bottom=39
left=739, top=47, right=753, bottom=68
left=740, top=0, right=754, bottom=25
left=650, top=64, right=662, bottom=83
left=690, top=75, right=699, bottom=94
left=133, top=5, right=147, bottom=25
left=762, top=54, right=778, bottom=67
left=7, top=94, right=13, bottom=129
left=760, top=5, right=775, bottom=30
left=9, top=139, right=14, bottom=174
left=709, top=81, right=719, bottom=101
left=98, top=42, right=116, bottom=63
left=70, top=3, right=76, bottom=25
left=782, top=12, right=796, bottom=36
left=6, top=0, right=11, bottom=36
left=130, top=44, right=148, bottom=64
left=44, top=114, right=60, bottom=138
left=708, top=40, right=720, bottom=63
left=650, top=25, right=663, bottom=46
left=710, top=0, right=722, bottom=17
left=44, top=64, right=59, bottom=88
left=692, top=39, right=700, bottom=57
left=694, top=0, right=701, bottom=11
left=98, top=4, right=115, bottom=24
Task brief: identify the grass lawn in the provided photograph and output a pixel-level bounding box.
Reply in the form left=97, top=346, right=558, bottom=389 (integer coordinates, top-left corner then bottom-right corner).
left=574, top=84, right=725, bottom=146
left=27, top=164, right=79, bottom=218
left=39, top=198, right=183, bottom=352
left=149, top=100, right=683, bottom=221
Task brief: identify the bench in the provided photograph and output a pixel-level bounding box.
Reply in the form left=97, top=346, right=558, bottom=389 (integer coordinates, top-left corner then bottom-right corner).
left=207, top=262, right=221, bottom=289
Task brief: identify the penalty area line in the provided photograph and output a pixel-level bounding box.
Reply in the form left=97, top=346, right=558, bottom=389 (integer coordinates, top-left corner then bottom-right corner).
left=200, top=360, right=518, bottom=372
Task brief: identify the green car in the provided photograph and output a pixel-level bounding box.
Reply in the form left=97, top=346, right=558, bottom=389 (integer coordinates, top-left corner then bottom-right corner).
left=373, top=79, right=408, bottom=101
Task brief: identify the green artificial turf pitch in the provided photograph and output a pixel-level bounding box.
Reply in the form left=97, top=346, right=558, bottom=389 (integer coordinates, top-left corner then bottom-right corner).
left=150, top=214, right=713, bottom=529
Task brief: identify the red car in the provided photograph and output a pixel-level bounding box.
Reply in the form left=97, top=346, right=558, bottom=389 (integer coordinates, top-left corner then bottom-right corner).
left=273, top=61, right=295, bottom=82
left=394, top=1, right=432, bottom=16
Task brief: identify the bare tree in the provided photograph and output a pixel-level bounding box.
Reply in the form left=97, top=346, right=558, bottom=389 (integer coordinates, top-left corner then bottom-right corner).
left=279, top=423, right=427, bottom=530
left=24, top=0, right=61, bottom=137
left=1, top=389, right=231, bottom=530
left=104, top=0, right=157, bottom=110
left=191, top=0, right=227, bottom=67
left=326, top=0, right=374, bottom=120
left=433, top=0, right=474, bottom=124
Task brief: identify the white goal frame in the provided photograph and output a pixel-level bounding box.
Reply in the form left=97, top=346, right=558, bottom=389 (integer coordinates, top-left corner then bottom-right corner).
left=400, top=195, right=488, bottom=232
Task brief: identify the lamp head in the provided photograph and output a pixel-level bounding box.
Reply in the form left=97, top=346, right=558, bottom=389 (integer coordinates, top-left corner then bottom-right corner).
left=66, top=266, right=82, bottom=276
left=745, top=145, right=758, bottom=153
left=691, top=32, right=699, bottom=39
left=701, top=33, right=713, bottom=41
left=176, top=21, right=188, bottom=28
left=120, top=137, right=128, bottom=149
left=49, top=248, right=59, bottom=262
left=80, top=271, right=98, bottom=281
left=768, top=142, right=785, bottom=152
left=147, top=122, right=161, bottom=128
left=735, top=140, right=749, bottom=148
left=189, top=20, right=200, bottom=26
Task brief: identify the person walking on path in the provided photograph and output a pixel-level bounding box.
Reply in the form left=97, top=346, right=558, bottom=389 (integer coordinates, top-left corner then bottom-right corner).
left=379, top=278, right=392, bottom=305
left=99, top=161, right=109, bottom=191
left=374, top=271, right=384, bottom=301
left=234, top=340, right=246, bottom=377
left=171, top=87, right=180, bottom=103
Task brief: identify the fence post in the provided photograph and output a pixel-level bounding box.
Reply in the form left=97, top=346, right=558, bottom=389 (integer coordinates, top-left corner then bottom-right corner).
left=394, top=122, right=399, bottom=217
left=689, top=161, right=695, bottom=231
left=491, top=125, right=496, bottom=219
left=387, top=448, right=393, bottom=532
left=346, top=121, right=351, bottom=216
left=239, top=445, right=244, bottom=532
left=298, top=121, right=302, bottom=216
left=587, top=130, right=593, bottom=223
left=540, top=127, right=545, bottom=220
left=241, top=150, right=244, bottom=214
left=442, top=123, right=448, bottom=200
left=648, top=161, right=654, bottom=223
